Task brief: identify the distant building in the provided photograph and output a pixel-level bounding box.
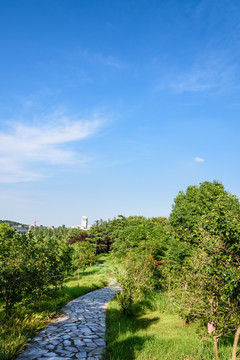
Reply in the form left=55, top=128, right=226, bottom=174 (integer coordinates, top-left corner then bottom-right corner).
left=81, top=216, right=88, bottom=229
left=14, top=225, right=30, bottom=234
left=11, top=223, right=53, bottom=233
left=71, top=216, right=90, bottom=230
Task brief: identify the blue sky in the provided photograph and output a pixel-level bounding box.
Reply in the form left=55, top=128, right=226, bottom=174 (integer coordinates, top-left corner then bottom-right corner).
left=0, top=0, right=240, bottom=226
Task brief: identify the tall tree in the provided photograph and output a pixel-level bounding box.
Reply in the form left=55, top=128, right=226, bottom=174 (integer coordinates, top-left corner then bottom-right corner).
left=169, top=181, right=240, bottom=358
left=169, top=181, right=240, bottom=244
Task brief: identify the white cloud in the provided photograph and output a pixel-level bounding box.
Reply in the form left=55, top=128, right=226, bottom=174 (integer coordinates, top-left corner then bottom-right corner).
left=195, top=157, right=205, bottom=163
left=0, top=113, right=104, bottom=183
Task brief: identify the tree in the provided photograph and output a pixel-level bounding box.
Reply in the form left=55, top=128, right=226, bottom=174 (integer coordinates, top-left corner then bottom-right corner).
left=169, top=181, right=240, bottom=359
left=71, top=240, right=96, bottom=283
left=88, top=218, right=123, bottom=254
left=68, top=231, right=89, bottom=245
left=116, top=251, right=155, bottom=314
left=169, top=181, right=240, bottom=244
left=111, top=216, right=169, bottom=260
left=174, top=232, right=240, bottom=359
left=0, top=224, right=67, bottom=315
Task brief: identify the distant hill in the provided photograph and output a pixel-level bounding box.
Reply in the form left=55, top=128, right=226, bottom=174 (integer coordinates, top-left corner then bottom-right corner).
left=0, top=220, right=28, bottom=227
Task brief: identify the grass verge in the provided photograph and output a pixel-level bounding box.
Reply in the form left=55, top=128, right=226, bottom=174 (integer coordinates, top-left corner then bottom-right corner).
left=0, top=254, right=115, bottom=360
left=105, top=292, right=234, bottom=360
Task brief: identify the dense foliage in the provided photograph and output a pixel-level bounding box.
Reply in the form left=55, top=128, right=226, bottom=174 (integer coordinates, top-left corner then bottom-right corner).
left=0, top=224, right=71, bottom=315
left=169, top=181, right=240, bottom=244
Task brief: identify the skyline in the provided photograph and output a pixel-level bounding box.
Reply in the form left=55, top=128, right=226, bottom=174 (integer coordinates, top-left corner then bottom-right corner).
left=1, top=0, right=240, bottom=226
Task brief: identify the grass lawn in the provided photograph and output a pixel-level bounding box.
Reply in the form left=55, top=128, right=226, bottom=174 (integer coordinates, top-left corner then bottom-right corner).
left=0, top=254, right=115, bottom=360
left=105, top=293, right=234, bottom=360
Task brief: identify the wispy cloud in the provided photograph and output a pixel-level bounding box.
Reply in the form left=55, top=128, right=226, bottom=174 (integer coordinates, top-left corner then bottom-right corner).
left=0, top=112, right=104, bottom=183
left=170, top=64, right=234, bottom=93
left=195, top=157, right=205, bottom=163
left=156, top=55, right=237, bottom=93
left=71, top=48, right=128, bottom=69
left=96, top=54, right=128, bottom=68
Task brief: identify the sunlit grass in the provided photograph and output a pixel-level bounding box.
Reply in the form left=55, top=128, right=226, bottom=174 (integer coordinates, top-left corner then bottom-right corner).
left=0, top=254, right=115, bottom=360
left=105, top=293, right=234, bottom=360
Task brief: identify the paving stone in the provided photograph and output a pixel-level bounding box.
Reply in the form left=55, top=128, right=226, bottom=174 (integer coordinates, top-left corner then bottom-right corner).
left=84, top=335, right=99, bottom=339
left=43, top=352, right=59, bottom=357
left=88, top=347, right=105, bottom=356
left=94, top=340, right=105, bottom=346
left=63, top=340, right=71, bottom=346
left=48, top=339, right=61, bottom=346
left=83, top=338, right=94, bottom=343
left=73, top=339, right=85, bottom=346
left=58, top=349, right=74, bottom=355
left=75, top=352, right=87, bottom=359
left=65, top=346, right=78, bottom=352
left=85, top=342, right=98, bottom=349
left=55, top=345, right=63, bottom=351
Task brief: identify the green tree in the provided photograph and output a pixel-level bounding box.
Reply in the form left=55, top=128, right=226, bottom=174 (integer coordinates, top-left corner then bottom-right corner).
left=111, top=216, right=169, bottom=259
left=169, top=181, right=240, bottom=359
left=116, top=251, right=155, bottom=315
left=0, top=225, right=68, bottom=315
left=174, top=232, right=240, bottom=359
left=169, top=181, right=240, bottom=244
left=88, top=217, right=124, bottom=254
left=71, top=241, right=97, bottom=283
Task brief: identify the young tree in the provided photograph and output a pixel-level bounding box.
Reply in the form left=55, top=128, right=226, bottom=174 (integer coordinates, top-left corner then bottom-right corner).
left=174, top=232, right=240, bottom=359
left=71, top=240, right=96, bottom=283
left=116, top=251, right=155, bottom=314
left=169, top=181, right=240, bottom=358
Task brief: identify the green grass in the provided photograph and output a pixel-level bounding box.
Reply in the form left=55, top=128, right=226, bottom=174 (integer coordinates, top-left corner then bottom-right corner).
left=0, top=254, right=115, bottom=360
left=105, top=293, right=234, bottom=360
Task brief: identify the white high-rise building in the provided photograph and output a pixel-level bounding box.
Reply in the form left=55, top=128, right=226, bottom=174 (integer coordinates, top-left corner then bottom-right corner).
left=71, top=216, right=89, bottom=230
left=81, top=216, right=88, bottom=230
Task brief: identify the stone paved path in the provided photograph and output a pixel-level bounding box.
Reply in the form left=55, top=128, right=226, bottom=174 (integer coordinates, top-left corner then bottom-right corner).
left=16, top=283, right=119, bottom=360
